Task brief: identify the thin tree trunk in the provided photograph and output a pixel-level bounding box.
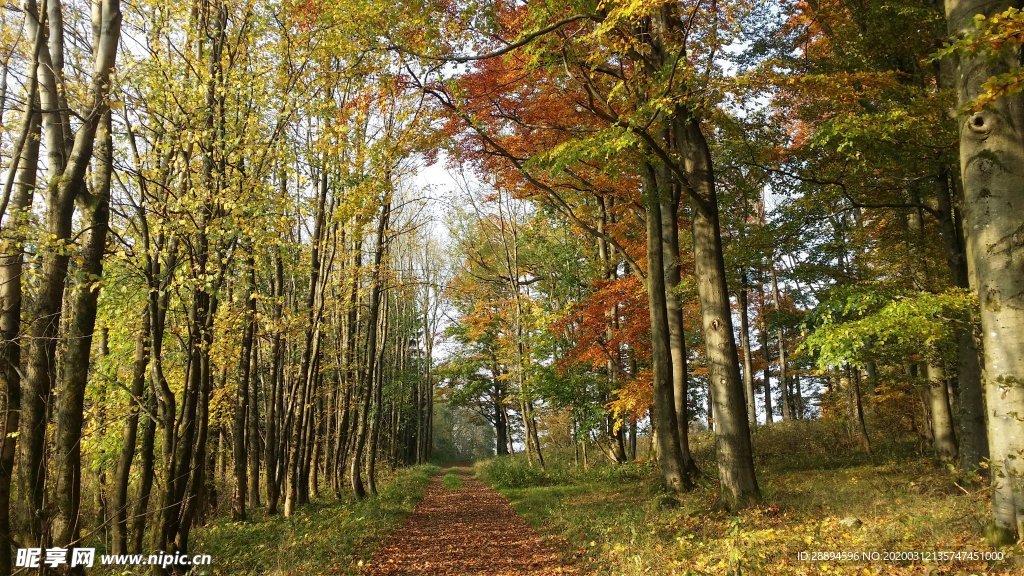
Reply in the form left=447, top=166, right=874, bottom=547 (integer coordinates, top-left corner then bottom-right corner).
left=661, top=187, right=698, bottom=475
left=131, top=385, right=157, bottom=553
left=248, top=340, right=262, bottom=507
left=350, top=195, right=391, bottom=498
left=232, top=254, right=256, bottom=520
left=759, top=278, right=774, bottom=424
left=53, top=109, right=114, bottom=557
left=21, top=0, right=121, bottom=545
left=843, top=367, right=871, bottom=453
left=285, top=168, right=329, bottom=516
left=770, top=268, right=792, bottom=421
left=112, top=309, right=150, bottom=555
left=265, top=252, right=284, bottom=514
left=926, top=361, right=958, bottom=462
left=933, top=166, right=988, bottom=470
left=367, top=306, right=389, bottom=496
left=737, top=275, right=758, bottom=427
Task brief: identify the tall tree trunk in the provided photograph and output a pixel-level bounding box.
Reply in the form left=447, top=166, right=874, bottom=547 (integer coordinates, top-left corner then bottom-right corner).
left=350, top=195, right=390, bottom=498
left=285, top=168, right=328, bottom=516
left=248, top=341, right=262, bottom=507
left=934, top=166, right=988, bottom=470
left=933, top=31, right=989, bottom=474
left=232, top=254, right=256, bottom=520
left=759, top=279, right=774, bottom=424
left=131, top=385, right=157, bottom=553
left=0, top=48, right=40, bottom=573
left=679, top=118, right=760, bottom=509
left=770, top=268, right=792, bottom=421
left=945, top=0, right=1024, bottom=542
left=20, top=0, right=121, bottom=545
left=367, top=307, right=389, bottom=496
left=53, top=108, right=114, bottom=557
left=661, top=186, right=699, bottom=476
left=642, top=162, right=689, bottom=493
left=265, top=252, right=284, bottom=514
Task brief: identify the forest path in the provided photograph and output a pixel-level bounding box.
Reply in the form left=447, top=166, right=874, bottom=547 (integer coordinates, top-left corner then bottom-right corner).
left=362, top=467, right=575, bottom=575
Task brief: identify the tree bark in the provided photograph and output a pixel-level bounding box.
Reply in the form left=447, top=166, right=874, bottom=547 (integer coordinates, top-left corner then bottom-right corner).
left=642, top=162, right=690, bottom=493
left=131, top=384, right=157, bottom=553
left=926, top=361, right=958, bottom=462
left=0, top=41, right=40, bottom=573
left=934, top=166, right=988, bottom=470
left=945, top=0, right=1024, bottom=542
left=112, top=309, right=150, bottom=556
left=661, top=184, right=699, bottom=475
left=248, top=339, right=262, bottom=507
left=232, top=255, right=257, bottom=520
left=350, top=195, right=391, bottom=498
left=770, top=268, right=792, bottom=421
left=737, top=275, right=758, bottom=427
left=285, top=168, right=329, bottom=515
left=843, top=367, right=871, bottom=453
left=20, top=0, right=122, bottom=544
left=759, top=278, right=774, bottom=424
left=265, top=251, right=285, bottom=514
left=679, top=118, right=760, bottom=509
left=53, top=106, right=114, bottom=558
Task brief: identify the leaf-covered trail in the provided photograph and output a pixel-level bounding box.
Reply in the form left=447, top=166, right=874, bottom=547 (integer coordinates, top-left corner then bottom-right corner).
left=363, top=467, right=575, bottom=575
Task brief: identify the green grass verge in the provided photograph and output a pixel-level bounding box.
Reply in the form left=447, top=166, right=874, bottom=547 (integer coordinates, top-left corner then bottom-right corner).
left=186, top=464, right=437, bottom=575
left=441, top=470, right=463, bottom=490
left=476, top=421, right=1022, bottom=575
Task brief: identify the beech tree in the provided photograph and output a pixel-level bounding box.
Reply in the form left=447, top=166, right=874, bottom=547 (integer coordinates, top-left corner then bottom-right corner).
left=0, top=0, right=1020, bottom=568
left=945, top=0, right=1024, bottom=544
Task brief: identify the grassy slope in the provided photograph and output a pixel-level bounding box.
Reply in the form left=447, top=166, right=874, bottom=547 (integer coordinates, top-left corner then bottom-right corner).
left=188, top=464, right=437, bottom=575
left=477, top=421, right=1023, bottom=575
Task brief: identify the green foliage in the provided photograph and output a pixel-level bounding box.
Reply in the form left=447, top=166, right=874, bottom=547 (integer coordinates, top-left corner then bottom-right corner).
left=938, top=7, right=1024, bottom=110
left=802, top=285, right=975, bottom=369
left=474, top=450, right=654, bottom=490
left=525, top=126, right=641, bottom=177
left=475, top=455, right=553, bottom=488
left=431, top=402, right=496, bottom=463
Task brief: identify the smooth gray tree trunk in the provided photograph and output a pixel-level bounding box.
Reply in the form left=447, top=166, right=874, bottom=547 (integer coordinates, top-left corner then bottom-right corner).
left=945, top=0, right=1024, bottom=543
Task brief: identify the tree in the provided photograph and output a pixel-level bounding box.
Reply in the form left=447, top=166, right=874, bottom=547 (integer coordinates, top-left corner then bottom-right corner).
left=945, top=0, right=1024, bottom=544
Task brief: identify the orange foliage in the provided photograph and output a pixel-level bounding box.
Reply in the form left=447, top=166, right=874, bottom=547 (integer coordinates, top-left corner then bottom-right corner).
left=553, top=274, right=650, bottom=372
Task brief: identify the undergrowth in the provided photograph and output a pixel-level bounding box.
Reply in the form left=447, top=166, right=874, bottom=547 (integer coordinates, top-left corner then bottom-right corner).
left=476, top=419, right=1022, bottom=575
left=178, top=464, right=437, bottom=575
left=442, top=470, right=463, bottom=490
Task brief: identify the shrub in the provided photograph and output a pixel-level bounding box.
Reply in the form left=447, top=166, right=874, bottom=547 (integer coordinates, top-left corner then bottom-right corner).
left=475, top=455, right=551, bottom=488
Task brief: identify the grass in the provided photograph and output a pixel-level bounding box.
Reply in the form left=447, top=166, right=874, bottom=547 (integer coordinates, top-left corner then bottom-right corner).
left=182, top=464, right=438, bottom=575
left=441, top=470, right=464, bottom=490
left=476, top=420, right=1023, bottom=575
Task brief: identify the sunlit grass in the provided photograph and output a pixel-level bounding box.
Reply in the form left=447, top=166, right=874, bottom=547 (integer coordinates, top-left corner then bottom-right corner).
left=178, top=464, right=438, bottom=575
left=442, top=470, right=464, bottom=490
left=477, top=421, right=1021, bottom=575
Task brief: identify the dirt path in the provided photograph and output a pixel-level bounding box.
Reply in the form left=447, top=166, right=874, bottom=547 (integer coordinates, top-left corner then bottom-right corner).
left=363, top=468, right=575, bottom=575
